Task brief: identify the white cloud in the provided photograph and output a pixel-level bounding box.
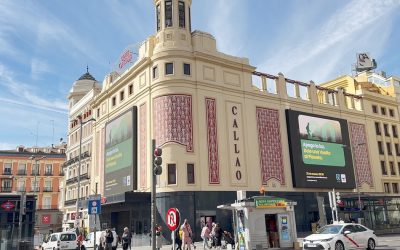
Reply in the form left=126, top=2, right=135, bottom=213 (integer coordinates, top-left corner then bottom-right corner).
left=31, top=58, right=52, bottom=80
left=0, top=142, right=17, bottom=150
left=257, top=0, right=400, bottom=82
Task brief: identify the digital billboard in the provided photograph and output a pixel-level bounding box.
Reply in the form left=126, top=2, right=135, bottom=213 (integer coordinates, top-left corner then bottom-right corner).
left=286, top=110, right=355, bottom=189
left=104, top=107, right=137, bottom=196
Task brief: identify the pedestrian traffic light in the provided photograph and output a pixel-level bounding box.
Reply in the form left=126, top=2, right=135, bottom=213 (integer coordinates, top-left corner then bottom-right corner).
left=153, top=147, right=162, bottom=175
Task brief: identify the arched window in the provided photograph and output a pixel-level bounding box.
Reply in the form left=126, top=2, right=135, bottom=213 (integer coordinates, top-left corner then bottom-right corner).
left=165, top=0, right=173, bottom=27
left=178, top=1, right=185, bottom=28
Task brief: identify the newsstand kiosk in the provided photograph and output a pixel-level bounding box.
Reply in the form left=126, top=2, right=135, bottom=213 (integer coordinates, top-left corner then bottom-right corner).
left=219, top=195, right=297, bottom=250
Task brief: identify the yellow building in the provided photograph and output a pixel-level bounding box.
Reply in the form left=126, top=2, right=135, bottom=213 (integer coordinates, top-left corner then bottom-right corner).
left=64, top=0, right=400, bottom=240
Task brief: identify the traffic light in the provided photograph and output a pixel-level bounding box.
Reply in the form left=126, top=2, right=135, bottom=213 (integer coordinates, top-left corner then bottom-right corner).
left=153, top=147, right=162, bottom=175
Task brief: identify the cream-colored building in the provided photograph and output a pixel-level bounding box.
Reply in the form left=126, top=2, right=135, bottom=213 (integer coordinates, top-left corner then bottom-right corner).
left=61, top=0, right=400, bottom=240
left=61, top=69, right=101, bottom=231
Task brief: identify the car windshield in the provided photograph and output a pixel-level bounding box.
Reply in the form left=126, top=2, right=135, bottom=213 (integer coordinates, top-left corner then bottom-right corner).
left=316, top=225, right=343, bottom=234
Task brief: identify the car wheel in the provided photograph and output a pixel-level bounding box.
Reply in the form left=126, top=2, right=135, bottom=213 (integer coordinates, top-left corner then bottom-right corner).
left=335, top=241, right=345, bottom=250
left=367, top=238, right=375, bottom=250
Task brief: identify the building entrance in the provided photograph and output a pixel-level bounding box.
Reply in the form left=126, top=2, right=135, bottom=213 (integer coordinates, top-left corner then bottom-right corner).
left=265, top=214, right=279, bottom=248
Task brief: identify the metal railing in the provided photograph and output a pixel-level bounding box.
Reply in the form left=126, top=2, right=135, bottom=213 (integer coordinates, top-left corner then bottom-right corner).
left=64, top=199, right=77, bottom=206
left=31, top=170, right=40, bottom=175
left=43, top=186, right=53, bottom=192
left=17, top=170, right=26, bottom=175
left=2, top=170, right=12, bottom=175
left=44, top=171, right=53, bottom=176
left=0, top=186, right=12, bottom=192
left=30, top=187, right=40, bottom=192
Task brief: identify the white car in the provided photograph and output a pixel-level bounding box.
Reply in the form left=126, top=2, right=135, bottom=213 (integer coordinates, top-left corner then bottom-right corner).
left=303, top=223, right=378, bottom=250
left=82, top=230, right=118, bottom=250
left=41, top=232, right=77, bottom=250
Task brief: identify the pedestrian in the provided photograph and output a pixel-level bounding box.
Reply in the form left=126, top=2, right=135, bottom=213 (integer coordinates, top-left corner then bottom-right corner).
left=122, top=227, right=132, bottom=250
left=201, top=224, right=211, bottom=249
left=213, top=223, right=223, bottom=249
left=155, top=225, right=163, bottom=250
left=175, top=229, right=182, bottom=250
left=77, top=232, right=85, bottom=250
left=181, top=219, right=193, bottom=250
left=105, top=228, right=114, bottom=250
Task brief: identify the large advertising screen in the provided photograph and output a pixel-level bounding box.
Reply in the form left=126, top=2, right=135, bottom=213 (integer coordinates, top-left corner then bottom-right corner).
left=104, top=107, right=137, bottom=196
left=286, top=110, right=355, bottom=188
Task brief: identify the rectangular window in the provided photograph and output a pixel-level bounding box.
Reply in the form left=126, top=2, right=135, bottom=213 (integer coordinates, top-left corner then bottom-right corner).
left=97, top=108, right=100, bottom=118
left=165, top=0, right=173, bottom=27
left=381, top=161, right=388, bottom=175
left=1, top=179, right=12, bottom=192
left=390, top=161, right=396, bottom=175
left=45, top=164, right=53, bottom=175
left=384, top=183, right=390, bottom=193
left=178, top=1, right=185, bottom=28
left=43, top=197, right=51, bottom=209
left=112, top=96, right=116, bottom=107
left=153, top=66, right=158, bottom=79
left=32, top=164, right=40, bottom=175
left=389, top=109, right=395, bottom=117
left=31, top=180, right=39, bottom=192
left=128, top=84, right=133, bottom=95
left=396, top=144, right=400, bottom=156
left=156, top=4, right=161, bottom=31
left=17, top=180, right=25, bottom=192
left=18, top=163, right=26, bottom=175
left=381, top=107, right=386, bottom=115
left=165, top=62, right=174, bottom=75
left=183, top=63, right=191, bottom=75
left=392, top=125, right=398, bottom=138
left=187, top=163, right=195, bottom=184
left=375, top=122, right=381, bottom=135
left=44, top=180, right=52, bottom=192
left=393, top=183, right=399, bottom=193
left=387, top=142, right=392, bottom=155
left=120, top=91, right=124, bottom=101
left=384, top=124, right=390, bottom=136
left=167, top=164, right=176, bottom=185
left=378, top=141, right=384, bottom=155
left=372, top=105, right=378, bottom=113
left=3, top=163, right=11, bottom=175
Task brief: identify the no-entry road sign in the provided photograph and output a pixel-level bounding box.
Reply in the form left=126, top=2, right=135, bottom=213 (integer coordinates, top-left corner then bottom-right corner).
left=166, top=208, right=180, bottom=231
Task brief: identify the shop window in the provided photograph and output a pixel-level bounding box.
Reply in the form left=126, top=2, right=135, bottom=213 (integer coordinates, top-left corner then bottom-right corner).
left=178, top=1, right=185, bottom=28
left=381, top=161, right=387, bottom=175
left=372, top=105, right=378, bottom=113
left=381, top=107, right=386, bottom=115
left=165, top=62, right=174, bottom=75
left=375, top=122, right=381, bottom=135
left=392, top=183, right=399, bottom=193
left=165, top=0, right=173, bottom=27
left=167, top=164, right=176, bottom=185
left=187, top=163, right=195, bottom=184
left=387, top=142, right=392, bottom=155
left=378, top=141, right=384, bottom=155
left=183, top=63, right=191, bottom=76
left=392, top=125, right=398, bottom=138
left=389, top=109, right=395, bottom=117
left=384, top=124, right=390, bottom=136
left=384, top=182, right=390, bottom=193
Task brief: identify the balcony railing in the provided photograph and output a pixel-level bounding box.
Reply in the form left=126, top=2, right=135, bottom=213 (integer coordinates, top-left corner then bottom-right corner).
left=30, top=187, right=40, bottom=192
left=59, top=171, right=65, bottom=176
left=41, top=205, right=59, bottom=210
left=44, top=171, right=53, bottom=176
left=64, top=199, right=77, bottom=206
left=63, top=151, right=91, bottom=167
left=66, top=177, right=78, bottom=185
left=17, top=187, right=26, bottom=192
left=43, top=186, right=53, bottom=192
left=0, top=186, right=12, bottom=192
left=17, top=170, right=26, bottom=175
left=2, top=170, right=12, bottom=175
left=31, top=170, right=40, bottom=176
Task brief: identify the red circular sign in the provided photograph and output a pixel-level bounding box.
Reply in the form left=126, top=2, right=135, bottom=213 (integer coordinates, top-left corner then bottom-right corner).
left=1, top=201, right=15, bottom=211
left=166, top=208, right=180, bottom=231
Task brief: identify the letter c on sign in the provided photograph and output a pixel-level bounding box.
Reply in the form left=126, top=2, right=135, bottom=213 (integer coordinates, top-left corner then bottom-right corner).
left=232, top=106, right=238, bottom=115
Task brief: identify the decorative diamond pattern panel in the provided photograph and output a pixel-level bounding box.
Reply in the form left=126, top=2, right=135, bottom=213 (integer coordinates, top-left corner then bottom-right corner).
left=256, top=107, right=285, bottom=185
left=153, top=95, right=193, bottom=152
left=206, top=98, right=220, bottom=184
left=349, top=122, right=373, bottom=187
left=140, top=103, right=147, bottom=188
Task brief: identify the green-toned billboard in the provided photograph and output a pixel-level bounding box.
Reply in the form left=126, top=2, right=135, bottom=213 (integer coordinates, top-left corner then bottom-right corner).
left=104, top=107, right=137, bottom=196
left=286, top=110, right=355, bottom=189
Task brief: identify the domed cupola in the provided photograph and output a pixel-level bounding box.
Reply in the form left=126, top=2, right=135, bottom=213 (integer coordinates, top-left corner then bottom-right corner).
left=68, top=67, right=101, bottom=107
left=77, top=71, right=97, bottom=81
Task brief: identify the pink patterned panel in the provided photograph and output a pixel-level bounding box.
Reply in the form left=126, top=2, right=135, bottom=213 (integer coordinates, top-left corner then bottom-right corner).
left=256, top=107, right=285, bottom=185
left=153, top=95, right=193, bottom=152
left=206, top=98, right=220, bottom=184
left=140, top=103, right=147, bottom=188
left=349, top=122, right=373, bottom=187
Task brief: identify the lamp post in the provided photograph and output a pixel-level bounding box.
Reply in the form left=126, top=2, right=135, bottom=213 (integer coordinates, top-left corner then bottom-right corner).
left=75, top=117, right=96, bottom=233
left=29, top=156, right=46, bottom=195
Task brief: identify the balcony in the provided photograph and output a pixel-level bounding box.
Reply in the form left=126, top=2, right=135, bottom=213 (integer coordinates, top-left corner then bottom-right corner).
left=66, top=177, right=78, bottom=185
left=44, top=171, right=53, bottom=176
left=43, top=186, right=53, bottom=192
left=59, top=171, right=65, bottom=176
left=64, top=199, right=77, bottom=206
left=30, top=187, right=40, bottom=192
left=17, top=170, right=26, bottom=175
left=0, top=186, right=12, bottom=192
left=31, top=170, right=40, bottom=176
left=63, top=151, right=91, bottom=167
left=41, top=205, right=59, bottom=210
left=2, top=170, right=12, bottom=176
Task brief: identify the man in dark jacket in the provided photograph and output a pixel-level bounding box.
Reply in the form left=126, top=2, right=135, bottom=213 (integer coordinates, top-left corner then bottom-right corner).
left=105, top=229, right=114, bottom=250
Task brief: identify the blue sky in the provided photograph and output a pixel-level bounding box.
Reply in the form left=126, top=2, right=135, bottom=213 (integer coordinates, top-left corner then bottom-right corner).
left=1, top=0, right=400, bottom=149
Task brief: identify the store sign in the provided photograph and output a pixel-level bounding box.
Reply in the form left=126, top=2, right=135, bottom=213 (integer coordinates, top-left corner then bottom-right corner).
left=255, top=197, right=287, bottom=208
left=1, top=201, right=15, bottom=210
left=113, top=43, right=140, bottom=75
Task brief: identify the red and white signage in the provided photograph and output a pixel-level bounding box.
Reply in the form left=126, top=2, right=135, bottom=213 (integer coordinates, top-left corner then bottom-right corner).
left=42, top=214, right=51, bottom=224
left=166, top=208, right=180, bottom=231
left=1, top=201, right=15, bottom=210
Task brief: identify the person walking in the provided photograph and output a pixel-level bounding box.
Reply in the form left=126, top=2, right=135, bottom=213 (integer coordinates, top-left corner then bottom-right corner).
left=121, top=227, right=132, bottom=250
left=77, top=232, right=85, bottom=250
left=201, top=224, right=211, bottom=249
left=181, top=219, right=193, bottom=250
left=213, top=223, right=223, bottom=250
left=105, top=228, right=114, bottom=250
left=155, top=225, right=163, bottom=250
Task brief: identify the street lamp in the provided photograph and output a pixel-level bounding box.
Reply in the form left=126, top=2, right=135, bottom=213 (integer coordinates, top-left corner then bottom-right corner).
left=29, top=156, right=46, bottom=195
left=75, top=117, right=96, bottom=233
